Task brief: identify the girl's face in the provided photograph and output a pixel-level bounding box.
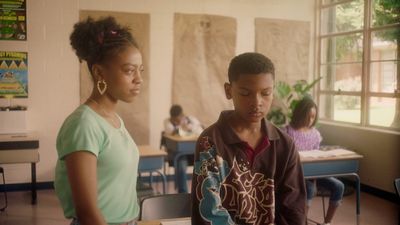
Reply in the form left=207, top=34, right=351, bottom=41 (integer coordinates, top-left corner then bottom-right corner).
left=225, top=73, right=274, bottom=124
left=100, top=46, right=143, bottom=103
left=308, top=107, right=317, bottom=127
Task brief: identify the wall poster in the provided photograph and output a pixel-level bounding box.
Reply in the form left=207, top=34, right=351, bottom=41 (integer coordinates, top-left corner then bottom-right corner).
left=0, top=0, right=27, bottom=40
left=172, top=13, right=236, bottom=127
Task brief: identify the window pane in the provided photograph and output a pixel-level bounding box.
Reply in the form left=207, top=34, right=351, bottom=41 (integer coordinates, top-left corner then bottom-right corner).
left=321, top=0, right=364, bottom=34
left=319, top=94, right=361, bottom=123
left=322, top=0, right=344, bottom=5
left=372, top=0, right=400, bottom=27
left=320, top=63, right=362, bottom=91
left=321, top=34, right=363, bottom=64
left=369, top=97, right=399, bottom=128
left=370, top=61, right=398, bottom=93
left=371, top=27, right=399, bottom=61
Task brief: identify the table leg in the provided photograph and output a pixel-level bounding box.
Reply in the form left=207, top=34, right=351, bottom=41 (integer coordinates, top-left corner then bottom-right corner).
left=173, top=152, right=189, bottom=191
left=354, top=173, right=360, bottom=225
left=173, top=154, right=180, bottom=190
left=31, top=163, right=37, bottom=205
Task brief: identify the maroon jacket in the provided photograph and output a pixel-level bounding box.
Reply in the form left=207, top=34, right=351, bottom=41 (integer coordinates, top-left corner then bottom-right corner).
left=191, top=111, right=306, bottom=225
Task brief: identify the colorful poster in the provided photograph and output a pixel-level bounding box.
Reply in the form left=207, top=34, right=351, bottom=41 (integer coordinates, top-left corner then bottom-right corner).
left=0, top=51, right=28, bottom=98
left=0, top=0, right=26, bottom=40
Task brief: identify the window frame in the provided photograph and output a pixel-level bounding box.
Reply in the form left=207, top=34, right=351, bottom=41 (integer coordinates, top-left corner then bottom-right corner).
left=315, top=0, right=400, bottom=132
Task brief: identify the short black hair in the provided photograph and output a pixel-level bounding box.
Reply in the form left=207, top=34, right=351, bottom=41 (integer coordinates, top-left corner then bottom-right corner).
left=70, top=16, right=139, bottom=74
left=290, top=97, right=318, bottom=129
left=228, top=52, right=275, bottom=82
left=170, top=104, right=183, bottom=118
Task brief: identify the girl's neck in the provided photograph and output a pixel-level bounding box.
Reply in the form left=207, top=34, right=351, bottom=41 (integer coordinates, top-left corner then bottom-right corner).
left=88, top=93, right=117, bottom=113
left=296, top=126, right=313, bottom=132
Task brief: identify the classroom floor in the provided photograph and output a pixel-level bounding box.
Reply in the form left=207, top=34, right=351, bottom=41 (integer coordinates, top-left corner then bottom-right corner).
left=0, top=180, right=398, bottom=225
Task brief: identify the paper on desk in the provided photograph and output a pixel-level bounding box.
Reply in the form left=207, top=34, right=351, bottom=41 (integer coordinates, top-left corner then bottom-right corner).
left=325, top=148, right=356, bottom=156
left=161, top=219, right=190, bottom=225
left=299, top=149, right=355, bottom=158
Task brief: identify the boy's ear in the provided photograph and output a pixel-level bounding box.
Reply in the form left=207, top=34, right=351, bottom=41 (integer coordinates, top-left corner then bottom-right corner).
left=224, top=82, right=232, bottom=100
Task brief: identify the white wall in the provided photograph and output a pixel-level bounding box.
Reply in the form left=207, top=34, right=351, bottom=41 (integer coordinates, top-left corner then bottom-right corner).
left=319, top=122, right=400, bottom=193
left=1, top=0, right=315, bottom=184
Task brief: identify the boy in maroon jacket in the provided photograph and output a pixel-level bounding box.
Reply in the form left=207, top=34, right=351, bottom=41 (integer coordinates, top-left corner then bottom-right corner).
left=191, top=52, right=306, bottom=225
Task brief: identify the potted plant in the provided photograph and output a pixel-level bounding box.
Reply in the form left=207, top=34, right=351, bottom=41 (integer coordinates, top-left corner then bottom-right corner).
left=267, top=77, right=322, bottom=127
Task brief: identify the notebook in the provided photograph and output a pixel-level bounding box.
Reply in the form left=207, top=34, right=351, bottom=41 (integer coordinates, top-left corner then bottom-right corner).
left=299, top=148, right=356, bottom=158
left=160, top=218, right=190, bottom=225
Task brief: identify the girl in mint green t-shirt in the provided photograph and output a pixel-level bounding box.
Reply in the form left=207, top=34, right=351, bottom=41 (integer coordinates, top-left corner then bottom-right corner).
left=55, top=16, right=144, bottom=225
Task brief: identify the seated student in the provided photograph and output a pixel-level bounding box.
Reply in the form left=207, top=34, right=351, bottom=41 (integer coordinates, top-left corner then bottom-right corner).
left=286, top=97, right=344, bottom=225
left=164, top=104, right=203, bottom=136
left=191, top=52, right=306, bottom=225
left=164, top=104, right=203, bottom=193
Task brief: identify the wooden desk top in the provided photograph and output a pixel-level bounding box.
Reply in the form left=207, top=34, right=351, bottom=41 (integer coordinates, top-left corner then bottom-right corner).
left=0, top=132, right=39, bottom=150
left=0, top=132, right=38, bottom=142
left=163, top=133, right=198, bottom=142
left=300, top=151, right=363, bottom=163
left=137, top=217, right=190, bottom=225
left=138, top=145, right=167, bottom=158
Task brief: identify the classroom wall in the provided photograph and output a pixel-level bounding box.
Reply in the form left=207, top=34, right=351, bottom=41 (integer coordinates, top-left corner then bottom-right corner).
left=1, top=0, right=316, bottom=185
left=319, top=122, right=400, bottom=194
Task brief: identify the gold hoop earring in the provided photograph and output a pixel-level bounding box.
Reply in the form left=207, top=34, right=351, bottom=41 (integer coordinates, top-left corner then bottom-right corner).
left=97, top=80, right=107, bottom=95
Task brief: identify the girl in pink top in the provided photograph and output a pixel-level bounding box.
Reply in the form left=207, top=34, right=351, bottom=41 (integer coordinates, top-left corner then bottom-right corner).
left=286, top=97, right=344, bottom=225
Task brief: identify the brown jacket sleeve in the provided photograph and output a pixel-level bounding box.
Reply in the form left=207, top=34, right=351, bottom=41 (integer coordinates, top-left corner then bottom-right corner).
left=191, top=135, right=235, bottom=225
left=275, top=140, right=307, bottom=225
left=191, top=138, right=206, bottom=225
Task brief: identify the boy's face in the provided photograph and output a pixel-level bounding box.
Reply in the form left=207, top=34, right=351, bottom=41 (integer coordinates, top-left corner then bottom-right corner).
left=171, top=114, right=185, bottom=126
left=224, top=73, right=274, bottom=124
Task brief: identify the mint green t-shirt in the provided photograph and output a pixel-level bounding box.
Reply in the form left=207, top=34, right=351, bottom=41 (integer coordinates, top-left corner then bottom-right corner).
left=54, top=104, right=139, bottom=224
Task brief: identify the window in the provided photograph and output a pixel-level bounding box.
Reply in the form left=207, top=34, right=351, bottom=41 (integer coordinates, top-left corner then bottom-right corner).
left=317, top=0, right=400, bottom=130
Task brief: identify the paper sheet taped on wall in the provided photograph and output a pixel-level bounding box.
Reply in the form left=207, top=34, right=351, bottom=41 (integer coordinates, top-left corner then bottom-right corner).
left=299, top=149, right=356, bottom=158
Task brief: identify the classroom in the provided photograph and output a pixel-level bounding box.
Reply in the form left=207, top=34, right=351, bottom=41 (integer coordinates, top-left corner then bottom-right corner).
left=0, top=0, right=399, bottom=225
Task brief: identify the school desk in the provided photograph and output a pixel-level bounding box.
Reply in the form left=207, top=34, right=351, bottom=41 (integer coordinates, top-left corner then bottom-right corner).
left=300, top=150, right=363, bottom=225
left=0, top=132, right=39, bottom=204
left=137, top=217, right=190, bottom=225
left=162, top=134, right=198, bottom=190
left=138, top=145, right=168, bottom=194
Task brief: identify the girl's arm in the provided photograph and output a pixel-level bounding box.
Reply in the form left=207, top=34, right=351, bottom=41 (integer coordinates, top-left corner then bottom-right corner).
left=65, top=151, right=107, bottom=225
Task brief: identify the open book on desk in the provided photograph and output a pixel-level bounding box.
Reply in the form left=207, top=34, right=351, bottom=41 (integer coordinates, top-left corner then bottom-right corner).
left=299, top=148, right=357, bottom=159
left=161, top=220, right=190, bottom=225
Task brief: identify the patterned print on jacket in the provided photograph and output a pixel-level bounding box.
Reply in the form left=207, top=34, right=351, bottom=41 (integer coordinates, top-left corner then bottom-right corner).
left=194, top=136, right=275, bottom=225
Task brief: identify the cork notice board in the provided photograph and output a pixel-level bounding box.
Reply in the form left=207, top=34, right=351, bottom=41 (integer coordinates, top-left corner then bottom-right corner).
left=255, top=18, right=310, bottom=84
left=79, top=10, right=150, bottom=145
left=172, top=13, right=236, bottom=126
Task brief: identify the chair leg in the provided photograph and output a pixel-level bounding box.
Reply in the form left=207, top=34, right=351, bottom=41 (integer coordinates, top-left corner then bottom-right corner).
left=322, top=195, right=326, bottom=220
left=0, top=167, right=7, bottom=211
left=149, top=172, right=153, bottom=188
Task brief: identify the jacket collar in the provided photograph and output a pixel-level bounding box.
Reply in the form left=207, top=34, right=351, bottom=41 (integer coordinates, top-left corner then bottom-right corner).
left=216, top=110, right=280, bottom=145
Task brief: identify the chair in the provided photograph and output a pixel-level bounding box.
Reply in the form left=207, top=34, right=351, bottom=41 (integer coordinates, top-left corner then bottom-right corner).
left=139, top=193, right=191, bottom=221
left=0, top=167, right=7, bottom=211
left=394, top=178, right=400, bottom=225
left=305, top=180, right=329, bottom=225
left=136, top=178, right=156, bottom=203
left=395, top=178, right=400, bottom=199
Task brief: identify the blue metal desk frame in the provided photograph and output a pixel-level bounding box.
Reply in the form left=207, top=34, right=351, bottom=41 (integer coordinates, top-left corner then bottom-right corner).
left=138, top=146, right=167, bottom=194
left=163, top=135, right=197, bottom=190
left=302, top=154, right=363, bottom=225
